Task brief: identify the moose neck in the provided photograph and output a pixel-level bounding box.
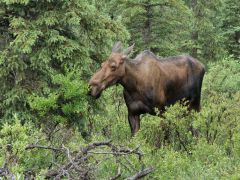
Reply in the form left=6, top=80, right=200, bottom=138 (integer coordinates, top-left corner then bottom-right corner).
left=119, top=60, right=140, bottom=92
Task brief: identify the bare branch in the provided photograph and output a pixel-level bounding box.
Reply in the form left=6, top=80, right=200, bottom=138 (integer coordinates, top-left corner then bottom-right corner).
left=45, top=140, right=113, bottom=179
left=62, top=145, right=82, bottom=173
left=117, top=146, right=143, bottom=160
left=87, top=149, right=143, bottom=156
left=0, top=163, right=15, bottom=180
left=42, top=140, right=150, bottom=180
left=126, top=166, right=155, bottom=180
left=25, top=144, right=63, bottom=152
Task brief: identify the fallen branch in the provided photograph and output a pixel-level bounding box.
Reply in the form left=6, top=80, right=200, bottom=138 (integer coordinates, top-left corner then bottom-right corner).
left=26, top=140, right=150, bottom=180
left=0, top=163, right=15, bottom=180
left=26, top=144, right=63, bottom=152
left=117, top=146, right=143, bottom=160
left=45, top=140, right=113, bottom=179
left=126, top=166, right=155, bottom=180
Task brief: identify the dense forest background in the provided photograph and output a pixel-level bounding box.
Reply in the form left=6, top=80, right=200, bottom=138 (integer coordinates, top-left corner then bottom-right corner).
left=0, top=0, right=239, bottom=179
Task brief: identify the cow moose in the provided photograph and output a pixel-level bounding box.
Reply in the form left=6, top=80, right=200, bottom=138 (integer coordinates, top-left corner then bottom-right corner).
left=89, top=42, right=205, bottom=136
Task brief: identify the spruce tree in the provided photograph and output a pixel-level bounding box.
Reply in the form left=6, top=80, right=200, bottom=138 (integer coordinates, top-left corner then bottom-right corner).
left=222, top=0, right=240, bottom=58
left=0, top=0, right=128, bottom=128
left=185, top=0, right=225, bottom=61
left=102, top=0, right=191, bottom=56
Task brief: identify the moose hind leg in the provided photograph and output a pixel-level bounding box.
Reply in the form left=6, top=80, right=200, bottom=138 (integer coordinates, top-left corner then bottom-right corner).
left=189, top=95, right=200, bottom=137
left=190, top=71, right=204, bottom=112
left=189, top=94, right=201, bottom=112
left=128, top=114, right=140, bottom=136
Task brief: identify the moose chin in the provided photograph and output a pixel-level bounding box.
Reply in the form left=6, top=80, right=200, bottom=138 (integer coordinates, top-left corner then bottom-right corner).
left=89, top=41, right=205, bottom=136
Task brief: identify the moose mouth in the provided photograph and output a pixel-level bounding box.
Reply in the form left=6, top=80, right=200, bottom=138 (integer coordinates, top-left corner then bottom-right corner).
left=92, top=91, right=101, bottom=99
left=88, top=86, right=103, bottom=99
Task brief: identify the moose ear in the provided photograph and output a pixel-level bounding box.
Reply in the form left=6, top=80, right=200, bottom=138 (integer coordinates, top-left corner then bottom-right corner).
left=121, top=54, right=127, bottom=61
left=112, top=41, right=123, bottom=53
left=123, top=43, right=135, bottom=56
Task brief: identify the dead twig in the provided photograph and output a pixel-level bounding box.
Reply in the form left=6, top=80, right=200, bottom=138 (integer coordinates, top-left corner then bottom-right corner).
left=126, top=166, right=155, bottom=180
left=0, top=163, right=15, bottom=180
left=116, top=146, right=143, bottom=160
left=25, top=144, right=63, bottom=152
left=62, top=144, right=83, bottom=173
left=26, top=140, right=151, bottom=180
left=45, top=140, right=113, bottom=179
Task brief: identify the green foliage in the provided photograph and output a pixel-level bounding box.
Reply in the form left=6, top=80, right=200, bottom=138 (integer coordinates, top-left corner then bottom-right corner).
left=0, top=0, right=129, bottom=127
left=28, top=70, right=89, bottom=126
left=88, top=86, right=131, bottom=141
left=1, top=52, right=239, bottom=180
left=0, top=0, right=240, bottom=179
left=100, top=0, right=228, bottom=61
left=221, top=0, right=240, bottom=58
left=184, top=0, right=226, bottom=61
left=0, top=115, right=51, bottom=177
left=203, top=57, right=240, bottom=94
left=87, top=56, right=240, bottom=179
left=105, top=0, right=192, bottom=56
left=140, top=103, right=196, bottom=150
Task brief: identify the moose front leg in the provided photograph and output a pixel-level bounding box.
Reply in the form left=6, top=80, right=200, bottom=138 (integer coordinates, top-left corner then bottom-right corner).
left=128, top=113, right=140, bottom=136
left=123, top=91, right=141, bottom=136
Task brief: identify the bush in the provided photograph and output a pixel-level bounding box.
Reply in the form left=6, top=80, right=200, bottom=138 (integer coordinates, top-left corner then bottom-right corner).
left=0, top=57, right=239, bottom=179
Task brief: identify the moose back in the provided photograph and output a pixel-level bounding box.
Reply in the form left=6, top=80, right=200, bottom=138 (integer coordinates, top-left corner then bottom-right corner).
left=89, top=42, right=205, bottom=136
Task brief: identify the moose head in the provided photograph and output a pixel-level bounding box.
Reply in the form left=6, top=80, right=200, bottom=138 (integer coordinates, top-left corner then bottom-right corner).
left=89, top=42, right=134, bottom=98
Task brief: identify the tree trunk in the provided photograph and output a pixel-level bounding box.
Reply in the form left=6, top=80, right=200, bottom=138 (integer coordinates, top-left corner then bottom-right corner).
left=190, top=0, right=199, bottom=57
left=143, top=1, right=152, bottom=47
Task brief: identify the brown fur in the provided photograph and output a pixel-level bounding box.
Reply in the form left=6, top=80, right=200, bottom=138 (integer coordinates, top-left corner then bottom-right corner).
left=89, top=43, right=205, bottom=136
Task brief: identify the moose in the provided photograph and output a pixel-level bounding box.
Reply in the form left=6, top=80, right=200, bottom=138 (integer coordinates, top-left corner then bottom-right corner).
left=89, top=42, right=205, bottom=136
